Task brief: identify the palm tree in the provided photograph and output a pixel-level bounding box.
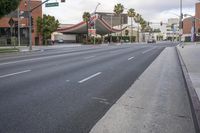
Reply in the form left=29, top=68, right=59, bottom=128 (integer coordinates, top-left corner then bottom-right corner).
left=139, top=18, right=148, bottom=42
left=114, top=3, right=124, bottom=43
left=140, top=18, right=147, bottom=32
left=134, top=13, right=142, bottom=42
left=127, top=8, right=136, bottom=43
left=82, top=12, right=91, bottom=44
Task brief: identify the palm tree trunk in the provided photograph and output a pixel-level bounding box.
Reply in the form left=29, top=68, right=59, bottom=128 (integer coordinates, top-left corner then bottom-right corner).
left=120, top=14, right=122, bottom=43
left=137, top=23, right=139, bottom=43
left=131, top=17, right=133, bottom=43
left=86, top=21, right=88, bottom=44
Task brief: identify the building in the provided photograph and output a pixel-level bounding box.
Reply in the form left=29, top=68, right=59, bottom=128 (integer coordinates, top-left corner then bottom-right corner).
left=0, top=0, right=42, bottom=46
left=56, top=13, right=128, bottom=43
left=166, top=18, right=179, bottom=41
left=183, top=2, right=200, bottom=42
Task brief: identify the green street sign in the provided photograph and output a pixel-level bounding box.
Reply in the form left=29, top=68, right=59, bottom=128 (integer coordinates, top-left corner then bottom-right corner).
left=45, top=2, right=59, bottom=7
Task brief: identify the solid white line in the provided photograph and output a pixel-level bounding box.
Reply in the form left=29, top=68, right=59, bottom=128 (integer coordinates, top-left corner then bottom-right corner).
left=0, top=70, right=31, bottom=79
left=142, top=48, right=156, bottom=54
left=128, top=57, right=135, bottom=60
left=0, top=52, right=77, bottom=66
left=92, top=97, right=107, bottom=101
left=78, top=72, right=102, bottom=83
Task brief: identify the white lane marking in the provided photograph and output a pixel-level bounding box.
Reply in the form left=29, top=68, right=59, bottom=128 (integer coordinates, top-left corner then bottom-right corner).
left=0, top=52, right=78, bottom=66
left=128, top=57, right=135, bottom=61
left=92, top=97, right=107, bottom=101
left=66, top=80, right=70, bottom=82
left=84, top=56, right=95, bottom=59
left=78, top=72, right=102, bottom=83
left=142, top=48, right=156, bottom=54
left=0, top=70, right=31, bottom=79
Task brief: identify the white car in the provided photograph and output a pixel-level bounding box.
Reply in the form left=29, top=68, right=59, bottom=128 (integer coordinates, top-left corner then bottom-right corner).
left=58, top=39, right=64, bottom=43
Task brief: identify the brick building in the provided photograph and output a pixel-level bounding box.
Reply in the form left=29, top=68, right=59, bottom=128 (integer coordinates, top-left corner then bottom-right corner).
left=0, top=0, right=42, bottom=46
left=183, top=2, right=200, bottom=41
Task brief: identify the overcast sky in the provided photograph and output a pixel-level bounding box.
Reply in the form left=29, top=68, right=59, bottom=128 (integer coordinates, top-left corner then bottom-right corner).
left=43, top=0, right=198, bottom=25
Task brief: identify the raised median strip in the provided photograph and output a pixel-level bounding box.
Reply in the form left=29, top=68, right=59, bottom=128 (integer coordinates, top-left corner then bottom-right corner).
left=0, top=47, right=19, bottom=53
left=176, top=47, right=200, bottom=133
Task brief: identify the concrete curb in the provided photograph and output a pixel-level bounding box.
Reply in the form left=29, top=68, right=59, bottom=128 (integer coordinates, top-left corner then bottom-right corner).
left=176, top=47, right=200, bottom=133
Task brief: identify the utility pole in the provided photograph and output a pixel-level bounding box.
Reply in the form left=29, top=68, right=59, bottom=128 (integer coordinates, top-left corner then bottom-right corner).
left=28, top=0, right=32, bottom=51
left=17, top=8, right=21, bottom=47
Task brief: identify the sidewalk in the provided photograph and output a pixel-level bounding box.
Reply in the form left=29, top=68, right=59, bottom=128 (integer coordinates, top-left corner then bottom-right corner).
left=178, top=44, right=200, bottom=99
left=177, top=44, right=200, bottom=131
left=90, top=47, right=195, bottom=133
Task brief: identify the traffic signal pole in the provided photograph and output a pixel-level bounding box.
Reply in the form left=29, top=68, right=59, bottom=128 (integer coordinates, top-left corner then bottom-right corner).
left=28, top=0, right=32, bottom=51
left=28, top=0, right=49, bottom=51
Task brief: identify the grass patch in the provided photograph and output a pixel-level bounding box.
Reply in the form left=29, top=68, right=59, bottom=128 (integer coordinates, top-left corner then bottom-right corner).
left=0, top=48, right=19, bottom=53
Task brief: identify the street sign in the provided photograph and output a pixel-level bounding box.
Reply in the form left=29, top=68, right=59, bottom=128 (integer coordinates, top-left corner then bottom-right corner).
left=88, top=29, right=96, bottom=36
left=45, top=2, right=59, bottom=7
left=8, top=18, right=15, bottom=27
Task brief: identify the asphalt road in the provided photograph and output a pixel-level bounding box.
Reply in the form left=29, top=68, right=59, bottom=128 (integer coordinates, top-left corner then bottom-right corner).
left=0, top=44, right=167, bottom=133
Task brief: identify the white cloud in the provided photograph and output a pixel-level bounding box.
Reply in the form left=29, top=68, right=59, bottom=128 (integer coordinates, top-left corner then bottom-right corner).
left=43, top=0, right=197, bottom=24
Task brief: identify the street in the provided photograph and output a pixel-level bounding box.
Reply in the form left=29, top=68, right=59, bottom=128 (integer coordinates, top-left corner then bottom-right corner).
left=0, top=44, right=167, bottom=133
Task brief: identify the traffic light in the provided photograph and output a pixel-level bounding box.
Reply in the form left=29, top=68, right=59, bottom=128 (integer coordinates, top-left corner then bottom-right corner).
left=31, top=17, right=34, bottom=27
left=147, top=22, right=150, bottom=26
left=61, top=0, right=65, bottom=2
left=160, top=21, right=163, bottom=26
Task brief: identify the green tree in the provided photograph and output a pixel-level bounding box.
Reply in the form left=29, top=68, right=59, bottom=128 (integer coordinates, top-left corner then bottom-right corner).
left=36, top=14, right=59, bottom=45
left=139, top=18, right=147, bottom=32
left=0, top=0, right=21, bottom=18
left=127, top=8, right=136, bottom=42
left=114, top=3, right=124, bottom=42
left=82, top=12, right=91, bottom=44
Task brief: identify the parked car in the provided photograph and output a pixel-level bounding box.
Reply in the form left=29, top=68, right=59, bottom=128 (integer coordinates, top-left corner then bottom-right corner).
left=58, top=39, right=64, bottom=43
left=147, top=39, right=156, bottom=43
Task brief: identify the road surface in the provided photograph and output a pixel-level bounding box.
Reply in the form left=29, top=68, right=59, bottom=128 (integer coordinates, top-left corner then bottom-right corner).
left=0, top=43, right=183, bottom=133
